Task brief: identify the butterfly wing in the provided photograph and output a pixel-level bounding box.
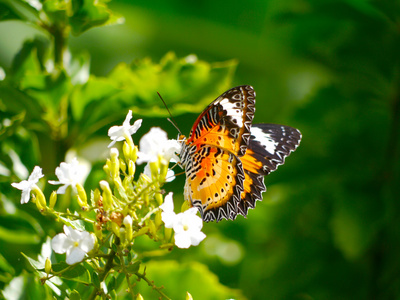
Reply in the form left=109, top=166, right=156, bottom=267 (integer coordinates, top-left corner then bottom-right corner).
left=181, top=85, right=256, bottom=222
left=186, top=85, right=256, bottom=157
left=183, top=144, right=245, bottom=222
left=238, top=124, right=302, bottom=216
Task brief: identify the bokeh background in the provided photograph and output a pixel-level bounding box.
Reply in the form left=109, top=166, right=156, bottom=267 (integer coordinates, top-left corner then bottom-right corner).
left=1, top=0, right=399, bottom=299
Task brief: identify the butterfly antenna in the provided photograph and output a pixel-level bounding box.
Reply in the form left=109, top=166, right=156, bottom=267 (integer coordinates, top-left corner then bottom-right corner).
left=157, top=92, right=182, bottom=135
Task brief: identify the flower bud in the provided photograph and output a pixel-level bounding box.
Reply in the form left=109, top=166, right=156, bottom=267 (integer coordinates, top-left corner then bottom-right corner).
left=93, top=188, right=101, bottom=206
left=76, top=183, right=88, bottom=207
left=136, top=294, right=144, bottom=300
left=45, top=257, right=52, bottom=274
left=122, top=141, right=131, bottom=160
left=148, top=220, right=157, bottom=237
left=155, top=193, right=163, bottom=206
left=110, top=148, right=120, bottom=179
left=49, top=191, right=57, bottom=209
left=155, top=210, right=162, bottom=228
left=186, top=292, right=193, bottom=300
left=131, top=145, right=138, bottom=162
left=119, top=159, right=126, bottom=173
left=164, top=227, right=173, bottom=241
left=33, top=187, right=46, bottom=212
left=128, top=160, right=135, bottom=176
left=100, top=181, right=113, bottom=210
left=111, top=222, right=120, bottom=237
left=123, top=215, right=133, bottom=241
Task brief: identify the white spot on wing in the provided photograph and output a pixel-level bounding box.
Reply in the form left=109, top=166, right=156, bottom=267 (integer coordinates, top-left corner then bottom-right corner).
left=251, top=127, right=278, bottom=154
left=219, top=98, right=243, bottom=125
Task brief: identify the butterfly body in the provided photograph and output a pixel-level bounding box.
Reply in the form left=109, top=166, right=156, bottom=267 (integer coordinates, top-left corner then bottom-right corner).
left=180, top=85, right=301, bottom=222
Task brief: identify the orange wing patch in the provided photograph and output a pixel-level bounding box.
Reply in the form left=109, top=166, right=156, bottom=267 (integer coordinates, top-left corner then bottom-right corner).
left=237, top=149, right=267, bottom=216
left=183, top=145, right=245, bottom=222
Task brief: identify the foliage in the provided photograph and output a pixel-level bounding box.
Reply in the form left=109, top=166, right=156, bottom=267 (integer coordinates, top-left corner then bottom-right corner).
left=1, top=0, right=400, bottom=299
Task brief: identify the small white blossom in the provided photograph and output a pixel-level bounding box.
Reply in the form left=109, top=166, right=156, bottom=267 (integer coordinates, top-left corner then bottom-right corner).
left=173, top=208, right=206, bottom=249
left=48, top=158, right=84, bottom=194
left=51, top=225, right=95, bottom=265
left=160, top=193, right=206, bottom=248
left=108, top=110, right=142, bottom=148
left=137, top=127, right=181, bottom=164
left=160, top=192, right=176, bottom=228
left=11, top=166, right=44, bottom=204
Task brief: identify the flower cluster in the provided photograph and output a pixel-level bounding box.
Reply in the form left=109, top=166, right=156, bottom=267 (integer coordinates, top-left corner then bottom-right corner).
left=11, top=110, right=206, bottom=274
left=160, top=193, right=206, bottom=248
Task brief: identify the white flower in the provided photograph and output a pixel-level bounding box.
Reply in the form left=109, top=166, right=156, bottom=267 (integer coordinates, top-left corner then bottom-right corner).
left=11, top=166, right=44, bottom=204
left=108, top=110, right=142, bottom=148
left=48, top=158, right=85, bottom=194
left=137, top=127, right=181, bottom=164
left=173, top=208, right=206, bottom=249
left=51, top=225, right=95, bottom=265
left=160, top=192, right=176, bottom=228
left=160, top=193, right=206, bottom=248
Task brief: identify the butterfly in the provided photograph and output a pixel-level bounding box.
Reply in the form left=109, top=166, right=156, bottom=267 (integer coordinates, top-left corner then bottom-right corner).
left=179, top=85, right=301, bottom=222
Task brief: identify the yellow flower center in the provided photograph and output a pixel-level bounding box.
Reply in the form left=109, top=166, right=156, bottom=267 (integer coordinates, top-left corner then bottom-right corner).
left=183, top=224, right=189, bottom=231
left=74, top=241, right=79, bottom=247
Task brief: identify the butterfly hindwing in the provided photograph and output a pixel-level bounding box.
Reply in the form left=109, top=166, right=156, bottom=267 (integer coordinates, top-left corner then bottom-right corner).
left=236, top=124, right=302, bottom=216
left=248, top=124, right=302, bottom=175
left=183, top=144, right=245, bottom=222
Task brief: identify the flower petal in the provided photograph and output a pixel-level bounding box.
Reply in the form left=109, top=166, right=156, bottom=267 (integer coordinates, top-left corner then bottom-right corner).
left=51, top=233, right=70, bottom=254
left=174, top=232, right=192, bottom=249
left=78, top=232, right=95, bottom=253
left=66, top=247, right=86, bottom=265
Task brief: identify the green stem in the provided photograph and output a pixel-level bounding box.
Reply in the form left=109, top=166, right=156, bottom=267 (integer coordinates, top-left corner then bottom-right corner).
left=87, top=249, right=117, bottom=300
left=135, top=269, right=171, bottom=300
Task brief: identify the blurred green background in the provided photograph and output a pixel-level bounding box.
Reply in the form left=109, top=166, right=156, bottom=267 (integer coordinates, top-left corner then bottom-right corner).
left=1, top=0, right=400, bottom=299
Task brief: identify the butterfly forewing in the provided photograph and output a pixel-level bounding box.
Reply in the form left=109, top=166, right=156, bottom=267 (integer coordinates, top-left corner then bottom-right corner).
left=186, top=85, right=255, bottom=157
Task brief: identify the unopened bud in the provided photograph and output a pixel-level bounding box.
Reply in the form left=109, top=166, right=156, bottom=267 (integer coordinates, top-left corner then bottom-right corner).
left=155, top=193, right=163, bottom=206
left=76, top=183, right=88, bottom=208
left=136, top=293, right=144, bottom=300
left=49, top=191, right=57, bottom=209
left=186, top=292, right=193, bottom=300
left=128, top=160, right=135, bottom=176
left=45, top=257, right=52, bottom=274
left=100, top=181, right=113, bottom=210
left=123, top=215, right=133, bottom=241
left=155, top=210, right=162, bottom=228
left=111, top=222, right=120, bottom=237
left=110, top=148, right=120, bottom=178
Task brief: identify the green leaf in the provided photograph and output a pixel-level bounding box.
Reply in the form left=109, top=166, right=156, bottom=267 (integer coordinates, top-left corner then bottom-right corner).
left=0, top=0, right=40, bottom=21
left=126, top=261, right=140, bottom=273
left=135, top=261, right=244, bottom=300
left=107, top=275, right=116, bottom=292
left=92, top=271, right=100, bottom=289
left=69, top=290, right=81, bottom=300
left=69, top=0, right=124, bottom=36
left=52, top=262, right=91, bottom=284
left=58, top=216, right=86, bottom=231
